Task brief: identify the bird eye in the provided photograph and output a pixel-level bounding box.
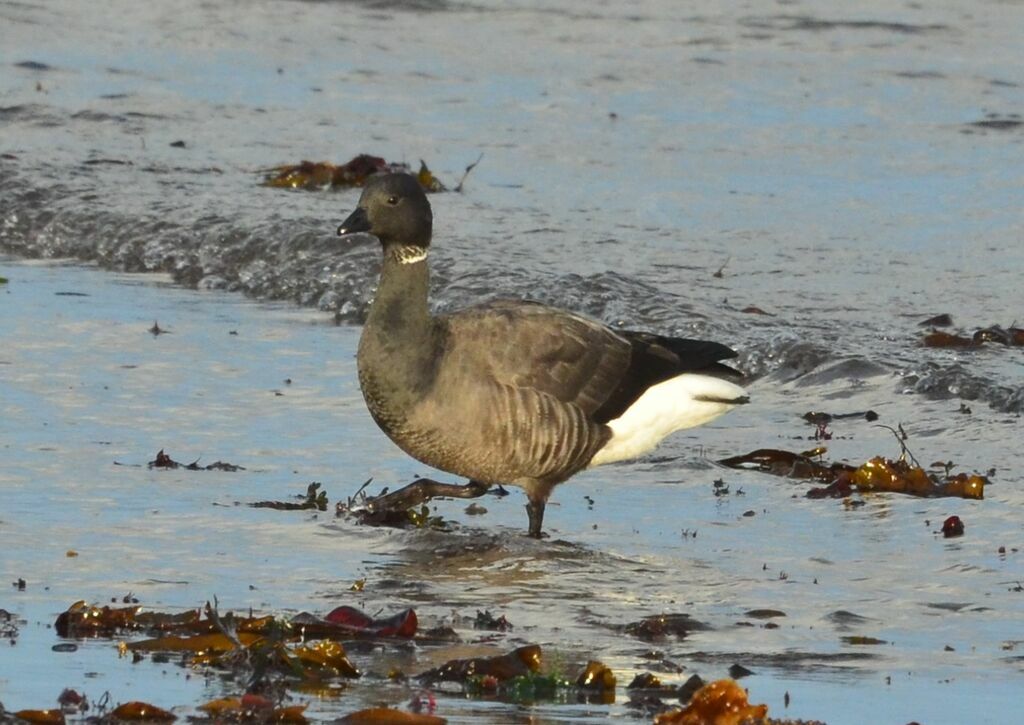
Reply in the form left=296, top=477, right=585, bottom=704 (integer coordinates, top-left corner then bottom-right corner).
left=386, top=195, right=399, bottom=205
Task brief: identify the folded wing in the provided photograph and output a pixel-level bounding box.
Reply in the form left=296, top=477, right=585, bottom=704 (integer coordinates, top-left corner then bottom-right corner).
left=439, top=300, right=742, bottom=425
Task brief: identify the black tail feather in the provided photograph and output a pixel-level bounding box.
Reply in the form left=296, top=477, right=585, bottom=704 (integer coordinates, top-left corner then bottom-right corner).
left=593, top=330, right=746, bottom=423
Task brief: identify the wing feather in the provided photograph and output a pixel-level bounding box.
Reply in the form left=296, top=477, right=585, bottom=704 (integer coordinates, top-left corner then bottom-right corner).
left=439, top=300, right=632, bottom=416
left=438, top=300, right=744, bottom=426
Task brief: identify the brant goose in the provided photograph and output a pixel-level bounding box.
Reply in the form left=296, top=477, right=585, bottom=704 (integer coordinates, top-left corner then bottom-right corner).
left=338, top=173, right=748, bottom=537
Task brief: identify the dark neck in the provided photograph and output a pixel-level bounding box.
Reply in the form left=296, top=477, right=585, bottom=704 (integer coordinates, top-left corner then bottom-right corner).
left=360, top=246, right=437, bottom=402
left=366, top=246, right=431, bottom=334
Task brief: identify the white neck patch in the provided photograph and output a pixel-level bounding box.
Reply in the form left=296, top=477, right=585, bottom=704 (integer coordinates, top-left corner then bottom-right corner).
left=395, top=246, right=428, bottom=264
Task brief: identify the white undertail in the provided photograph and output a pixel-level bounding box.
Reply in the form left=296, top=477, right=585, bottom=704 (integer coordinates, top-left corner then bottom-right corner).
left=588, top=373, right=747, bottom=467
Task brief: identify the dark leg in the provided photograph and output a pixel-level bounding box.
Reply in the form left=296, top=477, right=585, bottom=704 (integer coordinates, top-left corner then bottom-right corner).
left=366, top=477, right=490, bottom=514
left=525, top=498, right=546, bottom=539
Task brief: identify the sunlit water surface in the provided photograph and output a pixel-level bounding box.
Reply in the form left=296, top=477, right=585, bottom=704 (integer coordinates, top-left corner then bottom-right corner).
left=2, top=0, right=1023, bottom=722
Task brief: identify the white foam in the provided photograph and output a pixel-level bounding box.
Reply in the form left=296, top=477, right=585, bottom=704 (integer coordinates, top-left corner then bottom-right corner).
left=588, top=373, right=747, bottom=467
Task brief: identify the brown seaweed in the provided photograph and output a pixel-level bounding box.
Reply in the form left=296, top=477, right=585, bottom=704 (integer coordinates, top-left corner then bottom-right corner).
left=109, top=702, right=177, bottom=721
left=719, top=448, right=986, bottom=501
left=262, top=155, right=456, bottom=193
left=250, top=482, right=327, bottom=511
left=417, top=644, right=542, bottom=684
left=653, top=678, right=767, bottom=724
left=923, top=324, right=1024, bottom=348
left=197, top=696, right=308, bottom=723
left=146, top=449, right=244, bottom=471
left=339, top=709, right=446, bottom=724
left=717, top=448, right=853, bottom=482
left=624, top=613, right=707, bottom=641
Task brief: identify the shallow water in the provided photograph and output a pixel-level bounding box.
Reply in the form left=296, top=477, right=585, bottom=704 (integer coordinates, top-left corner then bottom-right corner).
left=2, top=0, right=1023, bottom=722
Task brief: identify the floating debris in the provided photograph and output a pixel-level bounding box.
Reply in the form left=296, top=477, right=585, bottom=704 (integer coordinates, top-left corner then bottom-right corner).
left=942, top=515, right=966, bottom=538
left=292, top=639, right=361, bottom=678
left=339, top=708, right=446, bottom=724
left=144, top=449, right=245, bottom=471
left=575, top=660, right=616, bottom=691
left=624, top=613, right=707, bottom=641
left=718, top=448, right=851, bottom=482
left=627, top=672, right=664, bottom=690
left=126, top=630, right=262, bottom=654
left=38, top=598, right=816, bottom=721
left=109, top=701, right=176, bottom=722
left=473, top=610, right=512, bottom=632
left=802, top=410, right=878, bottom=425
left=919, top=313, right=954, bottom=327
left=727, top=663, right=754, bottom=679
left=418, top=644, right=542, bottom=684
left=197, top=695, right=308, bottom=723
left=322, top=605, right=418, bottom=638
left=850, top=457, right=984, bottom=499
left=57, top=689, right=87, bottom=713
left=250, top=482, right=328, bottom=511
left=923, top=324, right=1024, bottom=348
left=263, top=154, right=396, bottom=189
left=261, top=155, right=474, bottom=193
left=719, top=447, right=986, bottom=501
left=56, top=601, right=146, bottom=637
left=415, top=160, right=446, bottom=192
left=654, top=678, right=767, bottom=724
left=12, top=709, right=66, bottom=724
left=339, top=478, right=462, bottom=530
left=841, top=635, right=888, bottom=645
left=676, top=674, right=706, bottom=703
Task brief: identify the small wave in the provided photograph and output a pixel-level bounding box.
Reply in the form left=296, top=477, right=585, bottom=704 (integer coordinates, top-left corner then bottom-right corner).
left=901, top=363, right=1024, bottom=414
left=0, top=103, right=60, bottom=124
left=0, top=166, right=379, bottom=321
left=296, top=0, right=453, bottom=11
left=1, top=159, right=899, bottom=389
left=0, top=160, right=819, bottom=383
left=0, top=167, right=713, bottom=334
left=739, top=332, right=834, bottom=382
left=740, top=15, right=949, bottom=35
left=14, top=60, right=55, bottom=71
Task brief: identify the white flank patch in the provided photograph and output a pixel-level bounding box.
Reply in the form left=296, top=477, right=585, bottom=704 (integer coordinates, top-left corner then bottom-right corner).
left=397, top=246, right=428, bottom=264
left=588, top=373, right=747, bottom=467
